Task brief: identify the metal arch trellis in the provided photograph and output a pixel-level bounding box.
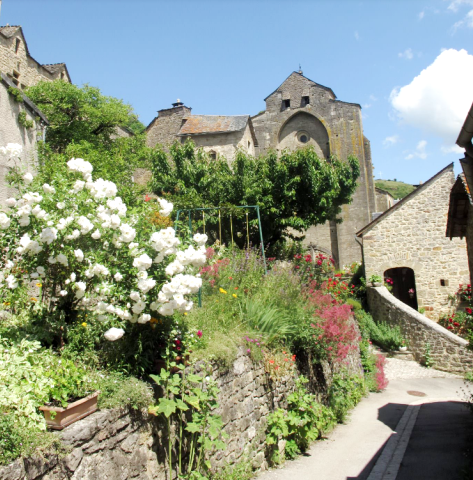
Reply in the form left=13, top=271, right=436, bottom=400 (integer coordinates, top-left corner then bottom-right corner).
left=175, top=205, right=267, bottom=273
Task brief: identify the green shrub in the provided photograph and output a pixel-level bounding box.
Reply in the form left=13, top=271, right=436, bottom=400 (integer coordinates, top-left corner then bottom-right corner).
left=355, top=310, right=404, bottom=351
left=328, top=373, right=365, bottom=423
left=0, top=413, right=64, bottom=466
left=266, top=377, right=335, bottom=463
left=94, top=372, right=153, bottom=411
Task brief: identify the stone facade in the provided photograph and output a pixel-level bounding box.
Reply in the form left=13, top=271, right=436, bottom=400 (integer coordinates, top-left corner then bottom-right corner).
left=146, top=72, right=377, bottom=268
left=375, top=187, right=396, bottom=213
left=252, top=72, right=377, bottom=268
left=358, top=164, right=469, bottom=321
left=0, top=74, right=48, bottom=208
left=0, top=26, right=70, bottom=90
left=367, top=286, right=473, bottom=373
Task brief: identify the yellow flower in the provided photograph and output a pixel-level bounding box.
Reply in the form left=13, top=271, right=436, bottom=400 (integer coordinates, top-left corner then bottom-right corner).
left=31, top=297, right=37, bottom=302
left=232, top=294, right=237, bottom=298
left=219, top=288, right=227, bottom=294
left=36, top=283, right=42, bottom=288
left=184, top=312, right=188, bottom=316
left=81, top=322, right=87, bottom=327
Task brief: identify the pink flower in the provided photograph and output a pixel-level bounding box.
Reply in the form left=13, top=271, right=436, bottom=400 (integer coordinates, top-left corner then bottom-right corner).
left=197, top=330, right=203, bottom=338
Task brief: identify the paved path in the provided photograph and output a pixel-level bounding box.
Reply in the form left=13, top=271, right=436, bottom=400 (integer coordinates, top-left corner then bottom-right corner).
left=257, top=358, right=472, bottom=480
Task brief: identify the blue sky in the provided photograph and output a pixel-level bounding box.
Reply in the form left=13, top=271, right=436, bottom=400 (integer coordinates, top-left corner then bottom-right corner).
left=2, top=0, right=473, bottom=185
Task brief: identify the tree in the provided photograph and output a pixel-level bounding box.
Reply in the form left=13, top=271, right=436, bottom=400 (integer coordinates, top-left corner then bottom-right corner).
left=150, top=142, right=360, bottom=249
left=26, top=80, right=139, bottom=152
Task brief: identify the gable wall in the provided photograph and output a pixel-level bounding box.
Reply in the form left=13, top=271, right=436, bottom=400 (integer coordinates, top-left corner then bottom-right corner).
left=0, top=31, right=69, bottom=88
left=146, top=106, right=191, bottom=148
left=252, top=73, right=377, bottom=268
left=362, top=166, right=469, bottom=320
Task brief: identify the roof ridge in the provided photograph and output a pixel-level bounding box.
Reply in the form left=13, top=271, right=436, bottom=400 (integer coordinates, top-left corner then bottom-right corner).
left=357, top=163, right=454, bottom=237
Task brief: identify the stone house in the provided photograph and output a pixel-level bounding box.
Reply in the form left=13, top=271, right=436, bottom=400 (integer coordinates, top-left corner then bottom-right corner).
left=449, top=102, right=473, bottom=287
left=147, top=72, right=377, bottom=268
left=357, top=163, right=469, bottom=321
left=0, top=73, right=48, bottom=207
left=146, top=101, right=256, bottom=160
left=0, top=25, right=70, bottom=89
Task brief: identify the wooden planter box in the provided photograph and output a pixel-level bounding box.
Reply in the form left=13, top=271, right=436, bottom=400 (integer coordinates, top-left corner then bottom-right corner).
left=40, top=391, right=99, bottom=430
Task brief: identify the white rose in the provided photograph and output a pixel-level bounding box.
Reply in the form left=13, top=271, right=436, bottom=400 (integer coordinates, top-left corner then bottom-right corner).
left=42, top=184, right=56, bottom=194
left=114, top=272, right=123, bottom=282
left=104, top=327, right=125, bottom=342
left=74, top=249, right=84, bottom=262
left=193, top=233, right=208, bottom=246
left=91, top=229, right=101, bottom=239
left=0, top=213, right=11, bottom=230
left=23, top=172, right=33, bottom=184
left=5, top=198, right=16, bottom=207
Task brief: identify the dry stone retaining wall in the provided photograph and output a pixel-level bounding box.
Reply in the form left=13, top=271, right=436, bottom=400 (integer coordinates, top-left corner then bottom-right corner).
left=367, top=286, right=473, bottom=373
left=0, top=349, right=295, bottom=480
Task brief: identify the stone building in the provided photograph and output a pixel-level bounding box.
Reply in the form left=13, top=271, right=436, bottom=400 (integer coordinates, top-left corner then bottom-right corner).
left=146, top=101, right=256, bottom=160
left=357, top=164, right=469, bottom=321
left=375, top=187, right=396, bottom=213
left=0, top=73, right=48, bottom=206
left=0, top=25, right=70, bottom=89
left=147, top=72, right=377, bottom=267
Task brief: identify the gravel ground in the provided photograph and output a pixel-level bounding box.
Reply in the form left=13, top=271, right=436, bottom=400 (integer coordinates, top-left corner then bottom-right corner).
left=384, top=356, right=461, bottom=380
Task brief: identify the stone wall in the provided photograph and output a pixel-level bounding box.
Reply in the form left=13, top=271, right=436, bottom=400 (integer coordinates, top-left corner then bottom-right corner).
left=360, top=164, right=469, bottom=321
left=367, top=286, right=473, bottom=373
left=0, top=349, right=296, bottom=480
left=0, top=27, right=70, bottom=89
left=146, top=105, right=191, bottom=149
left=0, top=76, right=47, bottom=208
left=252, top=71, right=377, bottom=269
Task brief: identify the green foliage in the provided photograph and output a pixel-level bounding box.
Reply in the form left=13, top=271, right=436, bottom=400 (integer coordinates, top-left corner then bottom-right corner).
left=0, top=413, right=64, bottom=466
left=355, top=310, right=404, bottom=351
left=359, top=338, right=378, bottom=392
left=25, top=80, right=137, bottom=152
left=423, top=342, right=433, bottom=368
left=375, top=179, right=416, bottom=200
left=242, top=298, right=296, bottom=344
left=209, top=458, right=255, bottom=480
left=151, top=141, right=360, bottom=249
left=266, top=376, right=335, bottom=463
left=94, top=372, right=153, bottom=411
left=368, top=274, right=382, bottom=284
left=149, top=362, right=227, bottom=480
left=7, top=86, right=24, bottom=103
left=18, top=111, right=34, bottom=129
left=327, top=372, right=365, bottom=423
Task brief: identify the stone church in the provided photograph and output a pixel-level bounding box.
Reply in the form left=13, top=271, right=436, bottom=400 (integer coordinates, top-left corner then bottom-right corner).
left=146, top=71, right=377, bottom=268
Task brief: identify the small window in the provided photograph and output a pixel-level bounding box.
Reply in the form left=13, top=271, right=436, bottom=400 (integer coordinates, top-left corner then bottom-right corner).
left=209, top=150, right=217, bottom=160
left=301, top=96, right=310, bottom=107
left=440, top=279, right=449, bottom=287
left=282, top=99, right=290, bottom=110
left=12, top=70, right=20, bottom=87
left=248, top=141, right=251, bottom=149
left=297, top=131, right=310, bottom=144
left=60, top=72, right=64, bottom=80
left=15, top=39, right=20, bottom=54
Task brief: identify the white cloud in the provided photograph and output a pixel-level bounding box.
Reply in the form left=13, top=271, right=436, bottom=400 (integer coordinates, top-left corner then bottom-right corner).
left=363, top=103, right=372, bottom=109
left=369, top=94, right=378, bottom=102
left=447, top=0, right=473, bottom=12
left=383, top=135, right=400, bottom=147
left=452, top=8, right=473, bottom=29
left=405, top=140, right=428, bottom=160
left=398, top=48, right=414, bottom=60
left=419, top=10, right=425, bottom=19
left=354, top=31, right=360, bottom=41
left=390, top=49, right=473, bottom=146
left=441, top=144, right=464, bottom=153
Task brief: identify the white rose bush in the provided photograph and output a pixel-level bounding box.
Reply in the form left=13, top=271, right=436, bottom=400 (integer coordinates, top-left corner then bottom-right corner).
left=0, top=144, right=208, bottom=341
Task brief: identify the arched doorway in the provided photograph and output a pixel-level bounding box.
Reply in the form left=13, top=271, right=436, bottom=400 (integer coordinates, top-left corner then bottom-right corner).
left=384, top=267, right=418, bottom=310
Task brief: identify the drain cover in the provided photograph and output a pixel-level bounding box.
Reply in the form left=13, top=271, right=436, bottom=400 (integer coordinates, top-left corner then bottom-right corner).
left=407, top=390, right=427, bottom=397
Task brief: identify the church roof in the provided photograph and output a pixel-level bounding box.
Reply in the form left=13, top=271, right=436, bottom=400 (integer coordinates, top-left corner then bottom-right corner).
left=178, top=115, right=250, bottom=136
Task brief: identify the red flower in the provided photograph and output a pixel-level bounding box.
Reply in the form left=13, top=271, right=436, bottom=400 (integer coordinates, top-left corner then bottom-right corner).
left=197, top=330, right=203, bottom=338
left=144, top=195, right=150, bottom=202
left=466, top=308, right=472, bottom=315
left=454, top=322, right=460, bottom=327
left=447, top=325, right=453, bottom=330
